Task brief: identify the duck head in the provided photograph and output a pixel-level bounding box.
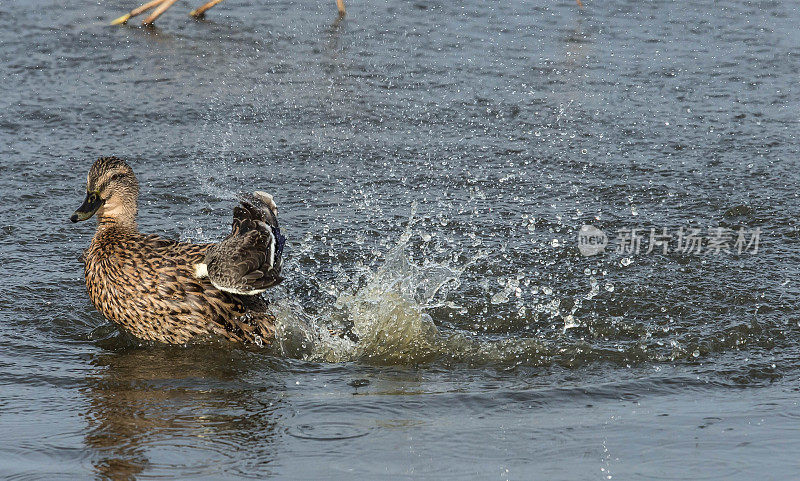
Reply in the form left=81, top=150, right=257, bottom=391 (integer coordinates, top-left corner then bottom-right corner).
left=71, top=156, right=139, bottom=226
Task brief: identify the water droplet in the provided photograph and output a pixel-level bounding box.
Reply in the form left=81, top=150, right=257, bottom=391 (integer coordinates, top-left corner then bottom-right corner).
left=491, top=291, right=509, bottom=304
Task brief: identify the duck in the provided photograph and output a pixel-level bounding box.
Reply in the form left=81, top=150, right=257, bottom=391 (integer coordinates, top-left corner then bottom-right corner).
left=70, top=156, right=286, bottom=346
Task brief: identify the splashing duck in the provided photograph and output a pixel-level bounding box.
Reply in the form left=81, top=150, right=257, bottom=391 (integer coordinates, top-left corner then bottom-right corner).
left=111, top=0, right=347, bottom=26
left=71, top=156, right=285, bottom=345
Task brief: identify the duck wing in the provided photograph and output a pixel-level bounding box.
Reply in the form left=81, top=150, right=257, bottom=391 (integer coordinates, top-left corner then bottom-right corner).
left=200, top=191, right=286, bottom=295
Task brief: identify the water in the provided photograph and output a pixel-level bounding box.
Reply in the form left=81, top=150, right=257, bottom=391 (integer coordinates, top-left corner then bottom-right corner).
left=2, top=0, right=799, bottom=478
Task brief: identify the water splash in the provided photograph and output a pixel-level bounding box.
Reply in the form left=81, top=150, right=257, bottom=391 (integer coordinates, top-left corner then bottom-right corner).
left=264, top=200, right=671, bottom=368
left=269, top=205, right=470, bottom=365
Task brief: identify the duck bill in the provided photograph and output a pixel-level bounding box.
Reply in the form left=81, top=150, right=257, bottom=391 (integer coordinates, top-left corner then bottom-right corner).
left=70, top=193, right=103, bottom=223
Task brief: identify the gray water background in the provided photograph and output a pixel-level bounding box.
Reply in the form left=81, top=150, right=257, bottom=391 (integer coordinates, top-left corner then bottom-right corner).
left=1, top=0, right=800, bottom=479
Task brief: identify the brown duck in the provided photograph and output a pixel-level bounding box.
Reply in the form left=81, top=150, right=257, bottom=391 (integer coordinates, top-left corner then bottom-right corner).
left=71, top=156, right=286, bottom=345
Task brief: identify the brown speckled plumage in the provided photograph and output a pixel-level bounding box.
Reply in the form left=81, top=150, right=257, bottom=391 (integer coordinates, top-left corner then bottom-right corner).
left=73, top=157, right=284, bottom=345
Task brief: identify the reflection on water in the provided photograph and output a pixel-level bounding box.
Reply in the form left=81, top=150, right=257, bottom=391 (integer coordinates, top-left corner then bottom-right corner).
left=83, top=347, right=285, bottom=479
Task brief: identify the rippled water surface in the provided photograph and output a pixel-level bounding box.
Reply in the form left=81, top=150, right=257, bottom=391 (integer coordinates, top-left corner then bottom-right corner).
left=2, top=0, right=800, bottom=479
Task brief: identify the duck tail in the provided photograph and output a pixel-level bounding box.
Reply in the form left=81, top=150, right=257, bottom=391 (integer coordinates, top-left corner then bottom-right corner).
left=243, top=191, right=286, bottom=261
left=202, top=191, right=286, bottom=295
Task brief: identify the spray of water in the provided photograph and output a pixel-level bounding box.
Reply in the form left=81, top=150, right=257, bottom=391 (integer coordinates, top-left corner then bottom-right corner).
left=260, top=205, right=592, bottom=368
